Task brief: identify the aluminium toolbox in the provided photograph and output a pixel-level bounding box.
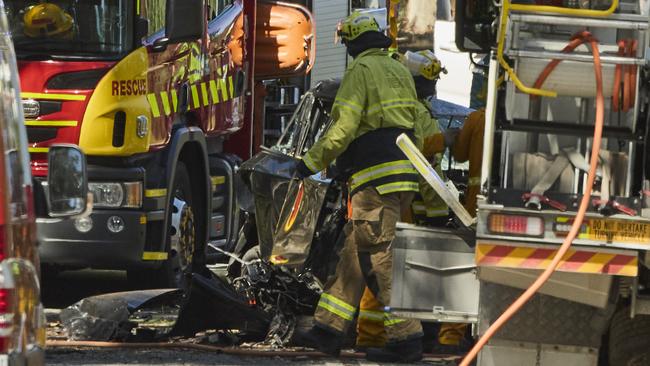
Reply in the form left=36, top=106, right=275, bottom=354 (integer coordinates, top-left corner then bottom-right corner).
left=390, top=222, right=479, bottom=323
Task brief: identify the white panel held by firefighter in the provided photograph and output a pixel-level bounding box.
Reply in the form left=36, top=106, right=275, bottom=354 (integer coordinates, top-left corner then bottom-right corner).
left=396, top=133, right=476, bottom=227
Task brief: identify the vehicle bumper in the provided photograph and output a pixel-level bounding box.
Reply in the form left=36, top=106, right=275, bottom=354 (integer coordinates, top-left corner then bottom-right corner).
left=37, top=210, right=154, bottom=269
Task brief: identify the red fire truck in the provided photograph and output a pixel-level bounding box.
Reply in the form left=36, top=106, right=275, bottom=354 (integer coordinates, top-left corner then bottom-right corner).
left=9, top=0, right=314, bottom=287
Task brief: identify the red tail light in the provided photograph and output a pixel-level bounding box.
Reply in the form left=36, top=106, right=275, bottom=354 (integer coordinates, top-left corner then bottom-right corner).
left=0, top=288, right=13, bottom=353
left=488, top=214, right=545, bottom=237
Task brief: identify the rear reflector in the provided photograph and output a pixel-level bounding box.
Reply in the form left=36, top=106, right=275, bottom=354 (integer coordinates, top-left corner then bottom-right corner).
left=0, top=288, right=13, bottom=352
left=488, top=214, right=544, bottom=237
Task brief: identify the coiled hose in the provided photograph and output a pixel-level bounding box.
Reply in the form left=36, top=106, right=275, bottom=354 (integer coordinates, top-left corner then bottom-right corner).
left=460, top=32, right=605, bottom=366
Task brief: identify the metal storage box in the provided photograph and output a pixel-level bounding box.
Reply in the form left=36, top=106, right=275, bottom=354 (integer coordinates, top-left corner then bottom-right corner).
left=390, top=223, right=479, bottom=323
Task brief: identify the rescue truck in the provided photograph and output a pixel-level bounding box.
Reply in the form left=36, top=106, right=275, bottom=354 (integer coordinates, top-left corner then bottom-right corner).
left=391, top=0, right=650, bottom=365
left=9, top=0, right=314, bottom=287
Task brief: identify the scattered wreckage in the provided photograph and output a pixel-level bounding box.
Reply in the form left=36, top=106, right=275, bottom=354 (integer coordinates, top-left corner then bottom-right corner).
left=59, top=79, right=474, bottom=349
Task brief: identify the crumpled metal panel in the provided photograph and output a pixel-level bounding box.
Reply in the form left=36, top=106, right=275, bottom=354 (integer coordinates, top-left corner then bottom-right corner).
left=271, top=175, right=331, bottom=267
left=239, top=150, right=297, bottom=258
left=60, top=289, right=181, bottom=341
left=170, top=274, right=270, bottom=338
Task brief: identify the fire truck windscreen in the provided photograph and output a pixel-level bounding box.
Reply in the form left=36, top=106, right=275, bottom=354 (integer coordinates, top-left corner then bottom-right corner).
left=5, top=0, right=134, bottom=58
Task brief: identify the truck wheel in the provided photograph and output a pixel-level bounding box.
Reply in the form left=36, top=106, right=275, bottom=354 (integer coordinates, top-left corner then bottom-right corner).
left=130, top=162, right=197, bottom=289
left=609, top=306, right=650, bottom=366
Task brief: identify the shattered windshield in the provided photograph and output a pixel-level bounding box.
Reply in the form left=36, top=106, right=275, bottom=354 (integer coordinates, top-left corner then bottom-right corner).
left=6, top=0, right=133, bottom=58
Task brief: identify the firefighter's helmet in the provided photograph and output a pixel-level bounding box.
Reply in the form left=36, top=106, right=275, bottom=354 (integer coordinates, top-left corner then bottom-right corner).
left=336, top=11, right=381, bottom=43
left=23, top=3, right=73, bottom=39
left=404, top=50, right=446, bottom=81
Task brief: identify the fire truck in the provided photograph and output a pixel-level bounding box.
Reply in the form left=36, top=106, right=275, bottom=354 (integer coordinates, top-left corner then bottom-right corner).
left=388, top=0, right=650, bottom=365
left=10, top=0, right=314, bottom=287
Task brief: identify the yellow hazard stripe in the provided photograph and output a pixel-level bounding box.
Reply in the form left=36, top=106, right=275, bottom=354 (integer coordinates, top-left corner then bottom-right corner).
left=160, top=91, right=172, bottom=116
left=217, top=79, right=229, bottom=101
left=145, top=189, right=167, bottom=198
left=28, top=147, right=49, bottom=153
left=25, top=120, right=78, bottom=127
left=209, top=80, right=220, bottom=104
left=191, top=85, right=200, bottom=109
left=139, top=215, right=147, bottom=224
left=171, top=89, right=178, bottom=113
left=21, top=92, right=86, bottom=101
left=201, top=82, right=210, bottom=107
left=142, top=251, right=168, bottom=260
left=476, top=242, right=638, bottom=277
left=147, top=93, right=161, bottom=117
left=497, top=246, right=536, bottom=268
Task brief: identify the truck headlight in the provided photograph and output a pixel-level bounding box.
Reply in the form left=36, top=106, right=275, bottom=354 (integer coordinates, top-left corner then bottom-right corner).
left=89, top=182, right=142, bottom=208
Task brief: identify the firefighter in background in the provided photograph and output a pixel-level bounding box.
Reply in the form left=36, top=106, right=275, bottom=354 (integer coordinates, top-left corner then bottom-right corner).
left=295, top=11, right=424, bottom=363
left=22, top=3, right=74, bottom=40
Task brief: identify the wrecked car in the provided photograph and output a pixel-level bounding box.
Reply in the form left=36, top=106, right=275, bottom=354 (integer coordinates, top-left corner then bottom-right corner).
left=180, top=78, right=478, bottom=346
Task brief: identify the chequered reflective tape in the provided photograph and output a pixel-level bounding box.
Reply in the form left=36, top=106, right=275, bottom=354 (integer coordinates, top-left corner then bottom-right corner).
left=476, top=242, right=637, bottom=277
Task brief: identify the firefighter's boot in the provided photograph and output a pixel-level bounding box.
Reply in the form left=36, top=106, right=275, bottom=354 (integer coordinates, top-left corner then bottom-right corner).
left=365, top=337, right=423, bottom=363
left=294, top=326, right=342, bottom=357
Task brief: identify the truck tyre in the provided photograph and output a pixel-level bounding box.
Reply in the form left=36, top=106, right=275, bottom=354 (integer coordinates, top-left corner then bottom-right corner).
left=609, top=306, right=650, bottom=366
left=130, top=162, right=198, bottom=289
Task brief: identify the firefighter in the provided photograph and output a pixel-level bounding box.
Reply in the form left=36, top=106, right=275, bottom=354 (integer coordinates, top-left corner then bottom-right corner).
left=356, top=50, right=470, bottom=353
left=294, top=11, right=424, bottom=362
left=22, top=3, right=74, bottom=40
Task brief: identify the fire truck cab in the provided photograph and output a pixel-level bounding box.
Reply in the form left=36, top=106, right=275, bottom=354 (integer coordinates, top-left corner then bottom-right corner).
left=10, top=0, right=314, bottom=287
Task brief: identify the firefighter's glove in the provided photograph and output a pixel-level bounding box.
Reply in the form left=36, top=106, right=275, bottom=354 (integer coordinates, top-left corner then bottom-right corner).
left=443, top=128, right=461, bottom=148
left=296, top=160, right=314, bottom=180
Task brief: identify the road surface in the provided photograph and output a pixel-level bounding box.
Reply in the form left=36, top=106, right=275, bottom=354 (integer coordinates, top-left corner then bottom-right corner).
left=45, top=347, right=459, bottom=365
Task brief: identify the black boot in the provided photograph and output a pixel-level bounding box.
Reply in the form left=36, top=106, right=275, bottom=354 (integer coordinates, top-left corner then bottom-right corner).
left=366, top=337, right=423, bottom=363
left=293, top=326, right=342, bottom=357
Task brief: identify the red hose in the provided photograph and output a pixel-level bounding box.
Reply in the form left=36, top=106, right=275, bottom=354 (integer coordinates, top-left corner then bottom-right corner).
left=461, top=33, right=606, bottom=366
left=627, top=39, right=638, bottom=111
left=623, top=40, right=632, bottom=111
left=613, top=39, right=625, bottom=111
left=531, top=31, right=592, bottom=95
left=613, top=39, right=637, bottom=112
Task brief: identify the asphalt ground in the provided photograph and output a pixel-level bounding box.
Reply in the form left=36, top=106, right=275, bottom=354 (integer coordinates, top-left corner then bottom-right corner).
left=41, top=269, right=465, bottom=365
left=45, top=347, right=460, bottom=366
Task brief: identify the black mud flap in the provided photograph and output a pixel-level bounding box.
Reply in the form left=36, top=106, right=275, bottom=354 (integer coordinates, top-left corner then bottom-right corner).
left=170, top=273, right=270, bottom=339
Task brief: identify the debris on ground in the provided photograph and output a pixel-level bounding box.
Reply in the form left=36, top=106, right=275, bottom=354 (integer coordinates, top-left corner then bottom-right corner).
left=59, top=289, right=183, bottom=342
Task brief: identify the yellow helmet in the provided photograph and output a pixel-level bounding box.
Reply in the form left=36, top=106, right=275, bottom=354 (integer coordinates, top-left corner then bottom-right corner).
left=404, top=50, right=446, bottom=81
left=336, top=11, right=381, bottom=43
left=23, top=3, right=73, bottom=39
